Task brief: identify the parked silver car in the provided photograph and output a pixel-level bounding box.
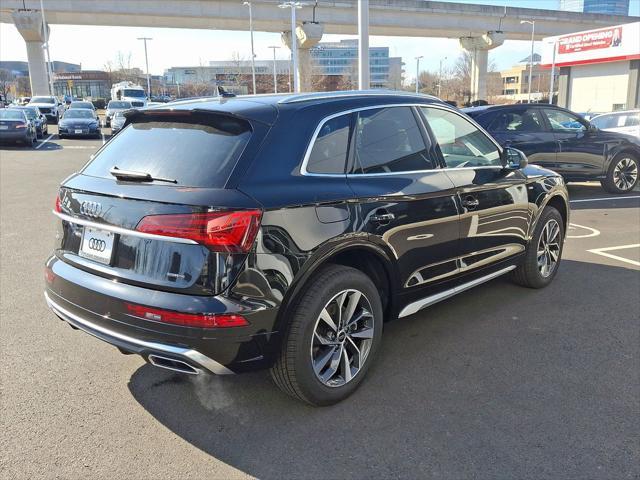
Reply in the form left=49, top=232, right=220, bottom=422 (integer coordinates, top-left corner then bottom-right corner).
left=109, top=110, right=126, bottom=134
left=104, top=100, right=132, bottom=127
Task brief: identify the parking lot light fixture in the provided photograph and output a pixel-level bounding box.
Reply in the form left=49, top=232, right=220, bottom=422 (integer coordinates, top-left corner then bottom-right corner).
left=243, top=2, right=257, bottom=95
left=269, top=45, right=280, bottom=93
left=415, top=56, right=423, bottom=94
left=137, top=37, right=153, bottom=99
left=521, top=20, right=535, bottom=104
left=278, top=1, right=308, bottom=93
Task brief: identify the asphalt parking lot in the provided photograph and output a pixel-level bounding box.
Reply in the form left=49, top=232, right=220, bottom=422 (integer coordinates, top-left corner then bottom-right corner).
left=1, top=125, right=639, bottom=480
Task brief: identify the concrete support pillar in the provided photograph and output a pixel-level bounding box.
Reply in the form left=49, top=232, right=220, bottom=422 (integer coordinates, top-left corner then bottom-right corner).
left=459, top=31, right=504, bottom=103
left=470, top=49, right=488, bottom=102
left=627, top=60, right=639, bottom=109
left=282, top=22, right=324, bottom=93
left=557, top=66, right=571, bottom=109
left=12, top=10, right=50, bottom=96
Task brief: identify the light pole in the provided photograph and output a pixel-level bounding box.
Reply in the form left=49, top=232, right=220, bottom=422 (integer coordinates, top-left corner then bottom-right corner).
left=521, top=20, right=535, bottom=104
left=279, top=1, right=307, bottom=93
left=438, top=56, right=447, bottom=98
left=548, top=40, right=557, bottom=104
left=415, top=56, right=423, bottom=94
left=358, top=0, right=370, bottom=90
left=268, top=45, right=280, bottom=93
left=137, top=37, right=153, bottom=99
left=243, top=2, right=257, bottom=95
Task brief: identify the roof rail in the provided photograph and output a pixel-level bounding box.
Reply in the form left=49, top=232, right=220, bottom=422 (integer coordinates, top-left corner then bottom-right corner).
left=278, top=90, right=440, bottom=104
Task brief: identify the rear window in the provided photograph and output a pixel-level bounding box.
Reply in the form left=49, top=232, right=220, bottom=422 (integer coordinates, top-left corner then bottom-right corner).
left=0, top=110, right=26, bottom=120
left=81, top=114, right=251, bottom=188
left=31, top=97, right=55, bottom=104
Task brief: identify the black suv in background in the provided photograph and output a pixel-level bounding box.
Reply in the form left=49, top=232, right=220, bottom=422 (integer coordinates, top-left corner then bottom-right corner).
left=45, top=92, right=569, bottom=405
left=463, top=104, right=640, bottom=194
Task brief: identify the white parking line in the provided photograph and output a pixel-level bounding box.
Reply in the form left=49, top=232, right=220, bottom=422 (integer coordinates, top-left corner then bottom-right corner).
left=587, top=244, right=640, bottom=267
left=34, top=134, right=54, bottom=150
left=567, top=222, right=601, bottom=239
left=570, top=196, right=640, bottom=203
left=101, top=132, right=105, bottom=145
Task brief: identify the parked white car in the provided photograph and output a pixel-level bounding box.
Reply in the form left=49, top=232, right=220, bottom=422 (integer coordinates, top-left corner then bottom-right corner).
left=591, top=110, right=640, bottom=138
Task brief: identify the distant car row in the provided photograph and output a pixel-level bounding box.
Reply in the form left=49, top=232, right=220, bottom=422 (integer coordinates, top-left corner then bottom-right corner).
left=462, top=104, right=639, bottom=194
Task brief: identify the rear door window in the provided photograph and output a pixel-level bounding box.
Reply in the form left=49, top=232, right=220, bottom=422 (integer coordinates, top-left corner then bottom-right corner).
left=82, top=115, right=251, bottom=188
left=488, top=108, right=545, bottom=133
left=351, top=106, right=435, bottom=174
left=306, top=113, right=351, bottom=174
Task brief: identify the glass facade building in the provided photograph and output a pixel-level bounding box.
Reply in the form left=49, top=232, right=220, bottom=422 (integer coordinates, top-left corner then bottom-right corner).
left=310, top=40, right=400, bottom=88
left=559, top=0, right=630, bottom=15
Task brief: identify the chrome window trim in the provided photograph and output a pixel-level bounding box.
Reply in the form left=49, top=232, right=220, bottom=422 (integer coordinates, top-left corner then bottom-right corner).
left=300, top=102, right=506, bottom=178
left=279, top=91, right=438, bottom=104
left=53, top=210, right=199, bottom=245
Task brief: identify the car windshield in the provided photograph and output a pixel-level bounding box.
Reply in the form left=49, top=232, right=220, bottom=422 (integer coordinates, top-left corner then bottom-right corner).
left=108, top=101, right=131, bottom=109
left=0, top=110, right=26, bottom=120
left=70, top=102, right=93, bottom=109
left=123, top=89, right=146, bottom=98
left=64, top=110, right=95, bottom=119
left=30, top=97, right=55, bottom=104
left=82, top=115, right=251, bottom=187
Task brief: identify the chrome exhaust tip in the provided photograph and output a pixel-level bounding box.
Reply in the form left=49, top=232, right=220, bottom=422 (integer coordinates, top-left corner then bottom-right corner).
left=148, top=354, right=200, bottom=375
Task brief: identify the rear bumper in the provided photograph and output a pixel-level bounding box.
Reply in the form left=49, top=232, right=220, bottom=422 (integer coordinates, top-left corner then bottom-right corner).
left=45, top=291, right=234, bottom=375
left=0, top=131, right=30, bottom=142
left=45, top=255, right=281, bottom=374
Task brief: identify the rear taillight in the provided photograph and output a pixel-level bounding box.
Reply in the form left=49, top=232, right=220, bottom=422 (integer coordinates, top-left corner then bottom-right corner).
left=125, top=303, right=249, bottom=328
left=44, top=266, right=56, bottom=284
left=136, top=210, right=262, bottom=253
left=15, top=123, right=27, bottom=129
left=54, top=195, right=62, bottom=213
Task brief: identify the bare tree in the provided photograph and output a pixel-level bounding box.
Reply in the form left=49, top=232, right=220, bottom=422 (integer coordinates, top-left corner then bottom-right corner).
left=0, top=69, right=15, bottom=101
left=16, top=77, right=31, bottom=96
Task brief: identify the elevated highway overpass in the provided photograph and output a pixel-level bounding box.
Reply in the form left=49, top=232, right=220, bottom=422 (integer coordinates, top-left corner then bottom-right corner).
left=2, top=0, right=637, bottom=97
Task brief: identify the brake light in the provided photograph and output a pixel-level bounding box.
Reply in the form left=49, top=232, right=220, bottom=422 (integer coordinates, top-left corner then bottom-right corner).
left=44, top=266, right=56, bottom=284
left=54, top=195, right=62, bottom=213
left=136, top=210, right=262, bottom=253
left=15, top=123, right=27, bottom=129
left=125, top=303, right=249, bottom=328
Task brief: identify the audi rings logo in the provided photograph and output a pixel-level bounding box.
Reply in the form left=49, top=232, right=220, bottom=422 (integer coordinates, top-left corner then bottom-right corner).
left=88, top=238, right=107, bottom=252
left=80, top=201, right=102, bottom=218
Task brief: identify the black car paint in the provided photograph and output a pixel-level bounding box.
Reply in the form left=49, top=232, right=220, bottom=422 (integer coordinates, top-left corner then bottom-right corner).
left=465, top=104, right=640, bottom=181
left=46, top=93, right=569, bottom=374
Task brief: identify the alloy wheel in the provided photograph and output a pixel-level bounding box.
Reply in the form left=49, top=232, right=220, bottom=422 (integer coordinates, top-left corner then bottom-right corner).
left=310, top=289, right=375, bottom=388
left=537, top=218, right=561, bottom=278
left=613, top=158, right=638, bottom=192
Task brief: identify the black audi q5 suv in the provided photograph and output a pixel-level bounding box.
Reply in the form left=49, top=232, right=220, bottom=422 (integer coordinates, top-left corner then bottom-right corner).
left=45, top=91, right=569, bottom=405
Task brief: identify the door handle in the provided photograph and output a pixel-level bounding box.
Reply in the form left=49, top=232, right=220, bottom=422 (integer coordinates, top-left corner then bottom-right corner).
left=370, top=210, right=395, bottom=224
left=462, top=196, right=479, bottom=210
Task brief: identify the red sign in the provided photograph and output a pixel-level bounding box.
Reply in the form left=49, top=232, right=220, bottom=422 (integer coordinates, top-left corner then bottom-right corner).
left=558, top=27, right=622, bottom=55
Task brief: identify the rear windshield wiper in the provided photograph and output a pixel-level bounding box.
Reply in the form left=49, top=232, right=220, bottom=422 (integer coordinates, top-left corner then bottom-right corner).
left=109, top=166, right=177, bottom=184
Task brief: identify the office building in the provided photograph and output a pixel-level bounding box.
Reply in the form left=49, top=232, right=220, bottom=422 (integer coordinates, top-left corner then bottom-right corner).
left=559, top=0, right=630, bottom=15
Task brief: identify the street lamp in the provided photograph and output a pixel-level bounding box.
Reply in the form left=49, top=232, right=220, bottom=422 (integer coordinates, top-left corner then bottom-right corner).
left=415, top=56, right=423, bottom=94
left=243, top=2, right=257, bottom=95
left=521, top=20, right=535, bottom=104
left=268, top=45, right=280, bottom=93
left=137, top=37, right=153, bottom=99
left=278, top=1, right=307, bottom=93
left=438, top=56, right=447, bottom=98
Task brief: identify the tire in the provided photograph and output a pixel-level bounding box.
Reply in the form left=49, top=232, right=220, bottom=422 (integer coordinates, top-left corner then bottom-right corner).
left=270, top=265, right=383, bottom=406
left=600, top=153, right=639, bottom=194
left=512, top=206, right=564, bottom=289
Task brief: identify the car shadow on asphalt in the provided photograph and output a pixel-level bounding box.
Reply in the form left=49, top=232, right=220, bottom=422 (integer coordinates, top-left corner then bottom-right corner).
left=127, top=259, right=639, bottom=479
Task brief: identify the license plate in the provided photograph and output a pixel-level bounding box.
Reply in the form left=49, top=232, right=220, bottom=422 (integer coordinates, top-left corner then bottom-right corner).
left=79, top=227, right=115, bottom=265
left=0, top=126, right=8, bottom=130
left=75, top=129, right=84, bottom=134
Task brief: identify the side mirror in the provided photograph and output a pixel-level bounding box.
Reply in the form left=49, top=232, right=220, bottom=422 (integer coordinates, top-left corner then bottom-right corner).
left=503, top=147, right=528, bottom=170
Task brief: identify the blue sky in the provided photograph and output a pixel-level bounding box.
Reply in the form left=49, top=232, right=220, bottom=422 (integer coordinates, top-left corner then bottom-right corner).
left=1, top=0, right=638, bottom=83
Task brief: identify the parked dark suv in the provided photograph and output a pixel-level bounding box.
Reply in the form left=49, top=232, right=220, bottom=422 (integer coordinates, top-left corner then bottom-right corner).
left=463, top=104, right=640, bottom=194
left=45, top=91, right=569, bottom=405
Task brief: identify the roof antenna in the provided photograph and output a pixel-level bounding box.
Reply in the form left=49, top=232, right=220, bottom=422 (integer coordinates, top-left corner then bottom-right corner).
left=497, top=5, right=507, bottom=32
